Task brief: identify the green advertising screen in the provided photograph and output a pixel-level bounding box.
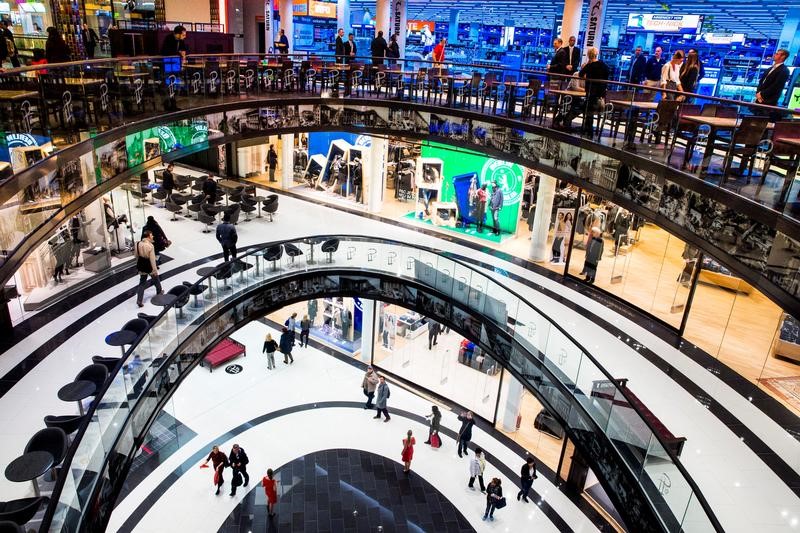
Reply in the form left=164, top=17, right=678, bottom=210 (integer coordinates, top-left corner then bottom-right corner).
left=124, top=121, right=209, bottom=167
left=420, top=142, right=524, bottom=234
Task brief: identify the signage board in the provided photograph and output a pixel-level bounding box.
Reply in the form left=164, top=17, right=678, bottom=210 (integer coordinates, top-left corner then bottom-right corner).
left=626, top=14, right=703, bottom=35
left=700, top=32, right=745, bottom=44
left=308, top=0, right=336, bottom=19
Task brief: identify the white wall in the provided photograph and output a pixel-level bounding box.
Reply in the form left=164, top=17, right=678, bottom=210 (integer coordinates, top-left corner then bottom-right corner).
left=164, top=0, right=211, bottom=24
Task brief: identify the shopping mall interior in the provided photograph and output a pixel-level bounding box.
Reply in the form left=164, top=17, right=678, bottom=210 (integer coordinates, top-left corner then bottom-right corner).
left=0, top=0, right=799, bottom=532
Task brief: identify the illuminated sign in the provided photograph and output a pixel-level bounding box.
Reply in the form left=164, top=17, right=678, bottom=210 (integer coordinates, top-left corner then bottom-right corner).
left=293, top=0, right=307, bottom=16
left=626, top=14, right=703, bottom=35
left=407, top=20, right=434, bottom=34
left=701, top=33, right=745, bottom=44
left=308, top=1, right=336, bottom=19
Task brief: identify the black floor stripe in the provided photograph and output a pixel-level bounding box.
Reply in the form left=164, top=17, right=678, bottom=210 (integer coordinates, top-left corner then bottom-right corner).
left=116, top=402, right=579, bottom=533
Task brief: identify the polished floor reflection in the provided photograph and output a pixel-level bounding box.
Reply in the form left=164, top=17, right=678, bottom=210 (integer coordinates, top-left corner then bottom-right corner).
left=217, top=449, right=475, bottom=533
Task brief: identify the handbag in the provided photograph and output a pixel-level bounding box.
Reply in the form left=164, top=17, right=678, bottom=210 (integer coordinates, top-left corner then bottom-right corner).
left=494, top=496, right=507, bottom=509
left=430, top=432, right=441, bottom=449
left=213, top=470, right=220, bottom=486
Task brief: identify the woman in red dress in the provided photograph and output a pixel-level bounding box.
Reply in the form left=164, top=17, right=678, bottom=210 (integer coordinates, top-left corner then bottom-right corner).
left=401, top=430, right=416, bottom=473
left=261, top=468, right=278, bottom=518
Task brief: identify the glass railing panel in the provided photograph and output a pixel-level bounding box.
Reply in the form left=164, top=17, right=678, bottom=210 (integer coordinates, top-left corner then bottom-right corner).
left=540, top=323, right=581, bottom=388
left=572, top=353, right=614, bottom=430
left=680, top=491, right=718, bottom=533
left=640, top=433, right=694, bottom=533
left=604, top=386, right=651, bottom=477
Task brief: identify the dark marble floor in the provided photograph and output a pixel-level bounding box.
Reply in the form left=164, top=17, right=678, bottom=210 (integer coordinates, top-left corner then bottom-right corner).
left=217, top=449, right=476, bottom=533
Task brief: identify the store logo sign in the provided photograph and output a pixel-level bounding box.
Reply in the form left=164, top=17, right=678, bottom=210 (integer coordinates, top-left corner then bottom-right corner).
left=157, top=126, right=178, bottom=149
left=354, top=135, right=372, bottom=148
left=481, top=159, right=523, bottom=207
left=225, top=364, right=243, bottom=374
left=6, top=133, right=39, bottom=148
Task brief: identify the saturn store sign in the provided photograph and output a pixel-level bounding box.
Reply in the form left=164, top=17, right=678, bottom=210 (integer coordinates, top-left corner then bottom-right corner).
left=309, top=1, right=336, bottom=19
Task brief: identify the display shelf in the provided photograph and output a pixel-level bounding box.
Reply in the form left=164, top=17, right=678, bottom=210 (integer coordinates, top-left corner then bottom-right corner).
left=771, top=314, right=800, bottom=363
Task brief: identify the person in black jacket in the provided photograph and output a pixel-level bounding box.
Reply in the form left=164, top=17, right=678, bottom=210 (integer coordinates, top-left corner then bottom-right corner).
left=548, top=38, right=569, bottom=78
left=756, top=49, right=790, bottom=107
left=160, top=25, right=188, bottom=60
left=344, top=33, right=357, bottom=64
left=517, top=456, right=538, bottom=502
left=266, top=145, right=278, bottom=182
left=629, top=46, right=646, bottom=84
left=216, top=214, right=238, bottom=261
left=161, top=163, right=175, bottom=198
left=564, top=35, right=580, bottom=74
left=203, top=445, right=229, bottom=495
left=142, top=216, right=170, bottom=263
left=370, top=31, right=387, bottom=65
left=202, top=175, right=218, bottom=203
left=279, top=326, right=294, bottom=364
left=335, top=28, right=345, bottom=63
left=81, top=23, right=99, bottom=59
left=228, top=444, right=249, bottom=496
left=2, top=21, right=20, bottom=67
left=457, top=411, right=475, bottom=457
left=45, top=26, right=71, bottom=64
left=578, top=47, right=610, bottom=136
left=427, top=318, right=440, bottom=350
left=483, top=478, right=503, bottom=521
left=386, top=34, right=400, bottom=65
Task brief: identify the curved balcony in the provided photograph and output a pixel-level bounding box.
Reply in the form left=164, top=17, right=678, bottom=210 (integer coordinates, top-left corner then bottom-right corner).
left=39, top=235, right=722, bottom=532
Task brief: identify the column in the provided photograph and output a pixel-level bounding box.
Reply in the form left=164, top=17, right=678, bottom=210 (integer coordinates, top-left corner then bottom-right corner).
left=360, top=299, right=376, bottom=364
left=528, top=175, right=556, bottom=262
left=778, top=8, right=800, bottom=61
left=367, top=136, right=387, bottom=213
left=375, top=0, right=390, bottom=37
left=560, top=0, right=582, bottom=42
left=501, top=376, right=523, bottom=432
left=278, top=0, right=294, bottom=54
left=448, top=10, right=460, bottom=44
left=391, top=0, right=407, bottom=57
left=337, top=0, right=351, bottom=34
left=280, top=134, right=294, bottom=188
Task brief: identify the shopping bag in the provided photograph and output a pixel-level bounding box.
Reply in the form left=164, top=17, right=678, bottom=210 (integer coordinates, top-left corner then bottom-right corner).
left=200, top=464, right=209, bottom=469
left=213, top=470, right=220, bottom=486
left=495, top=497, right=507, bottom=509
left=430, top=432, right=442, bottom=449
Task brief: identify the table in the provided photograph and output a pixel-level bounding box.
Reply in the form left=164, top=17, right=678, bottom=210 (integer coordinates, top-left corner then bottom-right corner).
left=682, top=116, right=775, bottom=174
left=548, top=88, right=586, bottom=98
left=105, top=329, right=138, bottom=357
left=775, top=137, right=800, bottom=204
left=432, top=75, right=472, bottom=107
left=302, top=237, right=327, bottom=265
left=197, top=266, right=218, bottom=298
left=57, top=380, right=96, bottom=416
left=0, top=89, right=38, bottom=100
left=493, top=80, right=530, bottom=117
left=609, top=100, right=660, bottom=148
left=151, top=293, right=177, bottom=308
left=5, top=451, right=54, bottom=497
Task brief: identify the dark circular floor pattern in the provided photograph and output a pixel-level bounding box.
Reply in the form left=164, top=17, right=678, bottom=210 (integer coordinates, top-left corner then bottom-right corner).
left=217, top=448, right=476, bottom=533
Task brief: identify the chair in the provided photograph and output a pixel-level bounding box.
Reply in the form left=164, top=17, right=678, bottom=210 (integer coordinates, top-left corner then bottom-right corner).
left=166, top=285, right=190, bottom=319
left=122, top=318, right=149, bottom=337
left=764, top=121, right=800, bottom=187
left=321, top=239, right=340, bottom=263
left=137, top=312, right=159, bottom=325
left=182, top=281, right=208, bottom=308
left=224, top=204, right=241, bottom=225
left=198, top=210, right=216, bottom=233
left=263, top=196, right=279, bottom=221
left=152, top=188, right=168, bottom=207
left=240, top=198, right=257, bottom=221
left=0, top=497, right=49, bottom=526
left=44, top=414, right=87, bottom=436
left=644, top=99, right=681, bottom=147
left=165, top=199, right=182, bottom=221
left=24, top=428, right=68, bottom=478
left=713, top=116, right=770, bottom=179
left=91, top=355, right=121, bottom=374
left=284, top=243, right=304, bottom=265
left=186, top=194, right=204, bottom=218
left=75, top=364, right=109, bottom=392
left=265, top=244, right=283, bottom=271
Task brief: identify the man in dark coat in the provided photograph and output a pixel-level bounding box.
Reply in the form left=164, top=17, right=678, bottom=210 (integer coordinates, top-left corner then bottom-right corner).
left=202, top=175, right=218, bottom=202
left=583, top=227, right=604, bottom=284
left=370, top=30, right=387, bottom=65
left=266, top=145, right=278, bottom=182
left=427, top=318, right=440, bottom=350
left=756, top=49, right=790, bottom=107
left=457, top=411, right=475, bottom=457
left=344, top=33, right=357, bottom=64
left=161, top=163, right=175, bottom=198
left=279, top=326, right=294, bottom=364
left=629, top=46, right=646, bottom=84
left=373, top=376, right=391, bottom=421
left=335, top=28, right=345, bottom=63
left=228, top=444, right=250, bottom=496
left=160, top=25, right=188, bottom=59
left=216, top=214, right=238, bottom=261
left=517, top=456, right=538, bottom=502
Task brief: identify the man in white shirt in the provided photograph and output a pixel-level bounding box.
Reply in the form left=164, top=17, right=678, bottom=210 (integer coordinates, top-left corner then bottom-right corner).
left=564, top=35, right=581, bottom=74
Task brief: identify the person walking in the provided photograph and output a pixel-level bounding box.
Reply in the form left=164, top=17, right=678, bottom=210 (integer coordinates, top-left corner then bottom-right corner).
left=490, top=182, right=504, bottom=236
left=361, top=365, right=379, bottom=409
left=263, top=332, right=278, bottom=370
left=401, top=430, right=416, bottom=473
left=457, top=410, right=475, bottom=457
left=427, top=318, right=440, bottom=350
left=424, top=405, right=441, bottom=444
left=628, top=46, right=646, bottom=84
left=373, top=376, right=391, bottom=422
left=2, top=20, right=20, bottom=67
left=432, top=38, right=447, bottom=66
left=279, top=325, right=294, bottom=364
left=228, top=444, right=250, bottom=496
left=370, top=30, right=387, bottom=64
left=266, top=145, right=278, bottom=182
left=216, top=214, right=238, bottom=262
left=475, top=184, right=488, bottom=233
left=262, top=468, right=279, bottom=518
left=45, top=26, right=71, bottom=63
left=582, top=227, right=604, bottom=284
left=468, top=447, right=486, bottom=492
left=286, top=312, right=298, bottom=345
left=299, top=314, right=311, bottom=347
left=142, top=216, right=170, bottom=264
left=483, top=478, right=504, bottom=521
left=203, top=445, right=229, bottom=495
left=517, top=456, right=538, bottom=502
left=134, top=230, right=163, bottom=308
left=161, top=163, right=175, bottom=198
left=81, top=23, right=99, bottom=59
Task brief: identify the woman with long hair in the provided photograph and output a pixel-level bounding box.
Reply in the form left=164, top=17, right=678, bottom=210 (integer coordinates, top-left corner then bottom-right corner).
left=679, top=51, right=701, bottom=99
left=424, top=405, right=441, bottom=445
left=401, top=429, right=416, bottom=473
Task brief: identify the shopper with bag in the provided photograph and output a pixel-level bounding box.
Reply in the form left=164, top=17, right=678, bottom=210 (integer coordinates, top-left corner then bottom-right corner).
left=203, top=445, right=229, bottom=495
left=262, top=333, right=278, bottom=370
left=228, top=444, right=250, bottom=496
left=142, top=216, right=170, bottom=264
left=468, top=447, right=486, bottom=492
left=373, top=376, right=391, bottom=422
left=424, top=405, right=441, bottom=445
left=517, top=456, right=538, bottom=502
left=279, top=326, right=294, bottom=364
left=401, top=429, right=416, bottom=473
left=262, top=468, right=279, bottom=518
left=457, top=410, right=475, bottom=457
left=361, top=366, right=379, bottom=409
left=483, top=478, right=505, bottom=521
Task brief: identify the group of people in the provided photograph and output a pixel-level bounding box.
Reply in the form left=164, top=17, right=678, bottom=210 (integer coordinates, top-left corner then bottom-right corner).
left=202, top=444, right=280, bottom=517
left=261, top=312, right=312, bottom=369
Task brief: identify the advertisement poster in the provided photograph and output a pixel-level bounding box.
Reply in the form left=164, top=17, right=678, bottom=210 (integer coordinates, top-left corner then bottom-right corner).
left=124, top=121, right=209, bottom=167
left=552, top=208, right=574, bottom=263
left=420, top=142, right=524, bottom=235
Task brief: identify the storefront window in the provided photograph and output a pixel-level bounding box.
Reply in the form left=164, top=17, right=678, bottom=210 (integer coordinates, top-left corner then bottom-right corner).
left=265, top=297, right=363, bottom=356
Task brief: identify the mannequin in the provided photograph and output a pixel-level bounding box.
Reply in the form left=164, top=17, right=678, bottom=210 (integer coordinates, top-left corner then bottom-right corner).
left=307, top=299, right=318, bottom=325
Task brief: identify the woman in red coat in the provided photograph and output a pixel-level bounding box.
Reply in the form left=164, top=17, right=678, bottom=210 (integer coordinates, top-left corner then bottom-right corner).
left=202, top=445, right=229, bottom=495
left=262, top=468, right=279, bottom=518
left=401, top=430, right=416, bottom=473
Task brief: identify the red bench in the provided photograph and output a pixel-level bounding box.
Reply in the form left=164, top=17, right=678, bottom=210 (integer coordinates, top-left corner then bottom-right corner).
left=203, top=337, right=246, bottom=372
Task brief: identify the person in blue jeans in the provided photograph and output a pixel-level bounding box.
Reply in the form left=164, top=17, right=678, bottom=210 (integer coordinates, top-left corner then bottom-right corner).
left=483, top=478, right=503, bottom=521
left=490, top=183, right=504, bottom=236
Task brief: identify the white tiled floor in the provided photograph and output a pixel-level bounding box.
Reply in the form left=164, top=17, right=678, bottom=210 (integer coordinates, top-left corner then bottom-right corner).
left=0, top=170, right=798, bottom=532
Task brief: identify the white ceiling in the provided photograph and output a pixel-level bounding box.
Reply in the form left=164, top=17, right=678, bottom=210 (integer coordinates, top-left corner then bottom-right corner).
left=350, top=0, right=792, bottom=39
